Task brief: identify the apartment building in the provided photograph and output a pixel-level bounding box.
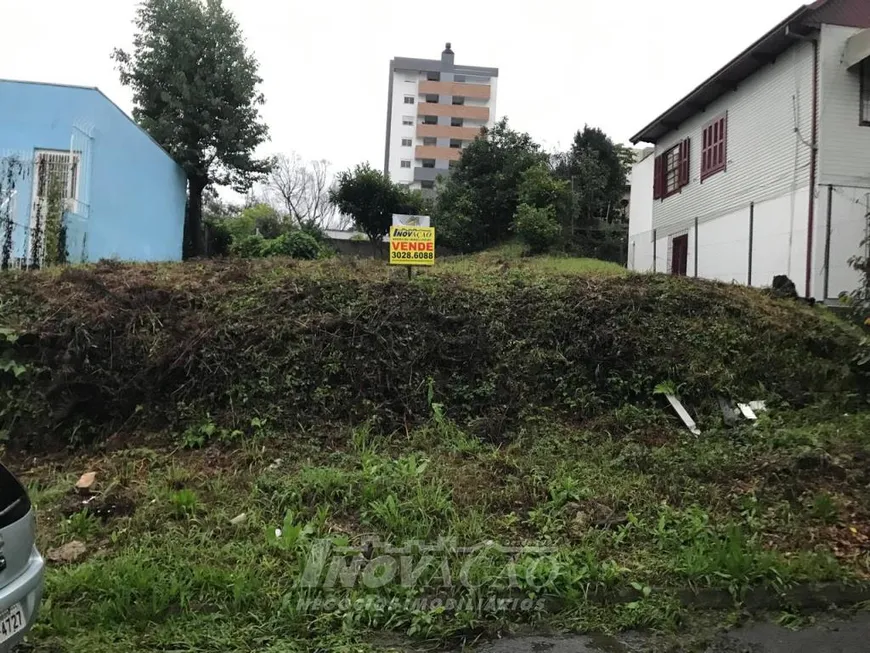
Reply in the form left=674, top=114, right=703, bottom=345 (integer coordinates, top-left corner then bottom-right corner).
left=384, top=44, right=498, bottom=191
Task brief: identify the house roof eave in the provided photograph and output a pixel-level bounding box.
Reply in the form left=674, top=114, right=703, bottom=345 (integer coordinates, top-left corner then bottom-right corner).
left=630, top=5, right=818, bottom=145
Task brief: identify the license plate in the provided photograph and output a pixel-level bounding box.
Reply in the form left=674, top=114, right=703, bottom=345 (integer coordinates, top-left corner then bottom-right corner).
left=0, top=603, right=26, bottom=644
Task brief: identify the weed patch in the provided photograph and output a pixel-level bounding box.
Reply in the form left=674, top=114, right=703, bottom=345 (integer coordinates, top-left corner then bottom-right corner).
left=0, top=258, right=862, bottom=448
left=12, top=406, right=870, bottom=651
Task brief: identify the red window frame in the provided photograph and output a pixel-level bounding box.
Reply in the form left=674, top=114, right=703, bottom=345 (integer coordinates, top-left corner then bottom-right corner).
left=701, top=113, right=727, bottom=180
left=653, top=138, right=690, bottom=200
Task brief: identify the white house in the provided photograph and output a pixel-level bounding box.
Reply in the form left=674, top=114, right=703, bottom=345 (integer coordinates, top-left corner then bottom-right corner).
left=628, top=0, right=870, bottom=300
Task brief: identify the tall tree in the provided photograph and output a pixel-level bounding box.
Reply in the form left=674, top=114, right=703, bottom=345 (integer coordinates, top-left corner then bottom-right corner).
left=113, top=0, right=270, bottom=258
left=518, top=163, right=571, bottom=215
left=202, top=187, right=241, bottom=223
left=329, top=163, right=422, bottom=254
left=436, top=118, right=545, bottom=252
left=560, top=126, right=631, bottom=224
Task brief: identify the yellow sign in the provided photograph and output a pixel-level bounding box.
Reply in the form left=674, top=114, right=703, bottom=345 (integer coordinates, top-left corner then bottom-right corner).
left=389, top=226, right=435, bottom=266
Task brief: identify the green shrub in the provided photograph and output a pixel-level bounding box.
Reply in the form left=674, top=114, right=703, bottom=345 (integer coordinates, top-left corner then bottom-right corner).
left=255, top=214, right=284, bottom=240
left=222, top=204, right=288, bottom=242
left=204, top=219, right=232, bottom=256
left=260, top=231, right=324, bottom=260
left=514, top=203, right=561, bottom=254
left=231, top=234, right=267, bottom=259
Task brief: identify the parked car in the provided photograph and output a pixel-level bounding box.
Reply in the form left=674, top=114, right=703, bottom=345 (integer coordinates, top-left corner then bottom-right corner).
left=0, top=463, right=44, bottom=652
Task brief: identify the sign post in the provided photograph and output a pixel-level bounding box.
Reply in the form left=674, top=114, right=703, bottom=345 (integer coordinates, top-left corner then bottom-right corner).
left=389, top=215, right=435, bottom=277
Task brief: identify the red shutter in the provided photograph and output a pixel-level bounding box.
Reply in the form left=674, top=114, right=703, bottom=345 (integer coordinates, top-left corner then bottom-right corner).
left=653, top=154, right=664, bottom=199
left=679, top=138, right=690, bottom=188
left=701, top=115, right=728, bottom=180
left=701, top=125, right=710, bottom=175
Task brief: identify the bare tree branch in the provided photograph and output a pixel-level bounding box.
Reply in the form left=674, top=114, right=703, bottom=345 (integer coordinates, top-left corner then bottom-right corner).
left=265, top=153, right=338, bottom=229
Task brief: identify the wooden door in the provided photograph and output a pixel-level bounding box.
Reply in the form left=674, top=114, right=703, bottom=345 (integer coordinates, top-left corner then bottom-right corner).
left=671, top=234, right=688, bottom=276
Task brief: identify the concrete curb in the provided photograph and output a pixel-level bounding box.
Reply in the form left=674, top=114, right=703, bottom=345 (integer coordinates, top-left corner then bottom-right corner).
left=540, top=582, right=870, bottom=612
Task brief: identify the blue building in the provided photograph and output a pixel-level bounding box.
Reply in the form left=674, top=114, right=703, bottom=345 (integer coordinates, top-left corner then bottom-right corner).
left=0, top=80, right=187, bottom=266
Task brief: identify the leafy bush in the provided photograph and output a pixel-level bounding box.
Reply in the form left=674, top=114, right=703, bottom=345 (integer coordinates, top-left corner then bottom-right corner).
left=204, top=219, right=232, bottom=256
left=254, top=213, right=284, bottom=240
left=515, top=203, right=561, bottom=254
left=231, top=234, right=267, bottom=259
left=849, top=231, right=869, bottom=325
left=260, top=231, right=324, bottom=260
left=230, top=231, right=327, bottom=260
left=223, top=204, right=287, bottom=242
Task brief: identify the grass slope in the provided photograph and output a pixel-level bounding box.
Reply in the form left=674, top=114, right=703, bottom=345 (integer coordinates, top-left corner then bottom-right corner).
left=0, top=255, right=862, bottom=448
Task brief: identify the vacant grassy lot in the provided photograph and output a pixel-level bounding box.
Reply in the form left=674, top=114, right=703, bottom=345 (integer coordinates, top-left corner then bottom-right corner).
left=0, top=254, right=867, bottom=651
left=10, top=404, right=870, bottom=652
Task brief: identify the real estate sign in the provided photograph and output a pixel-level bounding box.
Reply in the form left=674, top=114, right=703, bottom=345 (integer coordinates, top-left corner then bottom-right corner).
left=389, top=226, right=435, bottom=266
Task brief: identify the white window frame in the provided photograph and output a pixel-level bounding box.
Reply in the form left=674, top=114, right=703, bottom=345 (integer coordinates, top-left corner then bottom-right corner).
left=401, top=138, right=412, bottom=147
left=402, top=116, right=414, bottom=126
left=31, top=149, right=80, bottom=206
left=400, top=160, right=411, bottom=169
left=403, top=96, right=415, bottom=105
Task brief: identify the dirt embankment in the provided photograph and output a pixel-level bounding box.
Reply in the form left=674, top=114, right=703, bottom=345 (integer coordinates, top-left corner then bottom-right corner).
left=0, top=258, right=862, bottom=447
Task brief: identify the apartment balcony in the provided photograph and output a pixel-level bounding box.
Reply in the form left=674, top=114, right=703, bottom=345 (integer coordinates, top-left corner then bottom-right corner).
left=415, top=145, right=462, bottom=162
left=416, top=103, right=490, bottom=121
left=413, top=167, right=450, bottom=183
left=419, top=80, right=491, bottom=100
left=415, top=123, right=484, bottom=141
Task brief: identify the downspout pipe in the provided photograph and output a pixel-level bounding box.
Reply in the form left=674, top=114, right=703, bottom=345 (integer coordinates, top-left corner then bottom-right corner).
left=786, top=24, right=820, bottom=299
left=805, top=38, right=819, bottom=299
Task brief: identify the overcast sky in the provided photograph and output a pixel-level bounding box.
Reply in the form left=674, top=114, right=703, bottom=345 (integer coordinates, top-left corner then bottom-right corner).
left=4, top=0, right=805, bottom=174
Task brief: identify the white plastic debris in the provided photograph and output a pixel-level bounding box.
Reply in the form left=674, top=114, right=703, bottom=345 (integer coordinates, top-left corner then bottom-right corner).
left=737, top=403, right=758, bottom=420
left=665, top=394, right=701, bottom=436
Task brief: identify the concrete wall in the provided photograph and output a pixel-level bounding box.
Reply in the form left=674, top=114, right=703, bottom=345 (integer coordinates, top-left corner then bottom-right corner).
left=627, top=152, right=655, bottom=272
left=0, top=80, right=186, bottom=262
left=631, top=186, right=812, bottom=289
left=816, top=184, right=868, bottom=299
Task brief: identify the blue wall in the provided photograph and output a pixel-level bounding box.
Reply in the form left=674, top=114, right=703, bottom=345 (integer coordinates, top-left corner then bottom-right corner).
left=0, top=80, right=187, bottom=262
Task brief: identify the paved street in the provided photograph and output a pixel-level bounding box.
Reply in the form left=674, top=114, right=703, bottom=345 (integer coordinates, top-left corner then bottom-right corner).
left=466, top=613, right=870, bottom=652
